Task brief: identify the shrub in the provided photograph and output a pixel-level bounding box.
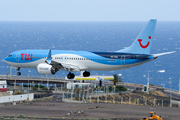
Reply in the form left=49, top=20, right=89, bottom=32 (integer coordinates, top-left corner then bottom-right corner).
left=115, top=86, right=127, bottom=91
left=41, top=87, right=48, bottom=90
left=34, top=84, right=44, bottom=88
left=108, top=86, right=113, bottom=91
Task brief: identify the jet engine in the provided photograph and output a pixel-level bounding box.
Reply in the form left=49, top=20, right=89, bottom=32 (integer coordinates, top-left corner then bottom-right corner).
left=36, top=63, right=56, bottom=75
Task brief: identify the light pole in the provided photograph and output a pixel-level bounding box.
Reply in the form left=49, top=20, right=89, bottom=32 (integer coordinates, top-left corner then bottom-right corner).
left=179, top=79, right=180, bottom=94
left=32, top=81, right=34, bottom=90
left=10, top=66, right=12, bottom=76
left=169, top=78, right=172, bottom=107
left=28, top=69, right=31, bottom=100
left=46, top=75, right=49, bottom=91
left=30, top=83, right=31, bottom=90
left=38, top=83, right=40, bottom=90
left=79, top=90, right=82, bottom=102
left=179, top=78, right=180, bottom=94
left=147, top=73, right=149, bottom=94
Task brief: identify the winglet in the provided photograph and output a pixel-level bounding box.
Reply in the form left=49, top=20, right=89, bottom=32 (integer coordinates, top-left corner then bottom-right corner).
left=46, top=49, right=52, bottom=64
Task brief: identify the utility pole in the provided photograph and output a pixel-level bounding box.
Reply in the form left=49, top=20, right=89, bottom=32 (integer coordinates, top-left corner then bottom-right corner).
left=10, top=66, right=12, bottom=76
left=46, top=75, right=49, bottom=91
left=179, top=79, right=180, bottom=94
left=147, top=73, right=149, bottom=94
left=28, top=69, right=31, bottom=100
left=169, top=78, right=172, bottom=107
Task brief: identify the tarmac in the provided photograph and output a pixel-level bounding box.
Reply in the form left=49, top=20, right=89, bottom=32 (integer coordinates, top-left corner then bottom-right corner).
left=1, top=81, right=180, bottom=119
left=0, top=98, right=180, bottom=120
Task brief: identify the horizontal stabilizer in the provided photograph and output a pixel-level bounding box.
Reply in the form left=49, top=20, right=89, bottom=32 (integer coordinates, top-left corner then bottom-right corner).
left=152, top=51, right=176, bottom=57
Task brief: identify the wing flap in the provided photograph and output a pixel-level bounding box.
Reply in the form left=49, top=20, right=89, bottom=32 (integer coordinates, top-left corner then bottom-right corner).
left=61, top=63, right=80, bottom=72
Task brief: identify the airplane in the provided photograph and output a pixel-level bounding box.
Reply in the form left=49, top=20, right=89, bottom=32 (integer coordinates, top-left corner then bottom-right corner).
left=3, top=19, right=175, bottom=79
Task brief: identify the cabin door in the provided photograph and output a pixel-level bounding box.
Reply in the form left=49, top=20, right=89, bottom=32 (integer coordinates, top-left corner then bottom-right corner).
left=121, top=55, right=125, bottom=65
left=16, top=53, right=20, bottom=62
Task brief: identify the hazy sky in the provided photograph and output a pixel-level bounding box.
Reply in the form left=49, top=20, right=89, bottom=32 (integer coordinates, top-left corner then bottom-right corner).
left=0, top=0, right=179, bottom=21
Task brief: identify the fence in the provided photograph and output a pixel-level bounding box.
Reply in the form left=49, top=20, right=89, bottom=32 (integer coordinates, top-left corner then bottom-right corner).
left=0, top=93, right=34, bottom=103
left=61, top=89, right=180, bottom=108
left=87, top=95, right=171, bottom=107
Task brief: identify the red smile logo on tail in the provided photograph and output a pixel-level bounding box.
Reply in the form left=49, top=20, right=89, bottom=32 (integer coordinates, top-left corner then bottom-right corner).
left=138, top=36, right=151, bottom=48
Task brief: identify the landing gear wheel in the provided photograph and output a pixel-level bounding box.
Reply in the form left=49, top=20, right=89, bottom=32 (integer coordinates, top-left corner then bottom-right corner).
left=83, top=71, right=90, bottom=77
left=67, top=74, right=71, bottom=79
left=17, top=72, right=21, bottom=76
left=67, top=73, right=75, bottom=79
left=71, top=73, right=75, bottom=79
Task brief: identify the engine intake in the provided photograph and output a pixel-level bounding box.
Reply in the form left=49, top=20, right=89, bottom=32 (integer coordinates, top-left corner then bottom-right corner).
left=37, top=63, right=56, bottom=75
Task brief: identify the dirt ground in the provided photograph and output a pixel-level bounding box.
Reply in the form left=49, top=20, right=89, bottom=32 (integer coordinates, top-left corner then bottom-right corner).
left=0, top=101, right=180, bottom=120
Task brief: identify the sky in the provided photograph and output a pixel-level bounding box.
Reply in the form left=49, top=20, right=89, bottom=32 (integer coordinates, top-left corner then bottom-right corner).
left=0, top=0, right=179, bottom=21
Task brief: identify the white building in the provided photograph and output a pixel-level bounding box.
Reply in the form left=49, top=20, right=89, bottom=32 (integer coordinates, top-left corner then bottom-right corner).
left=0, top=80, right=7, bottom=92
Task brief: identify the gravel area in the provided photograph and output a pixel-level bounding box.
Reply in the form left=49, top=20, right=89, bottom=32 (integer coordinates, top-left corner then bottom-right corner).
left=0, top=101, right=180, bottom=120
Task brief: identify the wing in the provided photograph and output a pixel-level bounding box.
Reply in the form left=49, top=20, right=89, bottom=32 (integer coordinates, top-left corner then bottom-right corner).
left=51, top=61, right=80, bottom=72
left=45, top=49, right=85, bottom=72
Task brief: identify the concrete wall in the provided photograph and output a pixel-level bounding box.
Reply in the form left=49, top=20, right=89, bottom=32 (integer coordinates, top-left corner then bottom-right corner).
left=171, top=100, right=180, bottom=107
left=0, top=93, right=34, bottom=103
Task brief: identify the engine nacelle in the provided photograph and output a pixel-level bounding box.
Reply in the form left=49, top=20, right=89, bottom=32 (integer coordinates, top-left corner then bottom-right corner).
left=36, top=63, right=56, bottom=75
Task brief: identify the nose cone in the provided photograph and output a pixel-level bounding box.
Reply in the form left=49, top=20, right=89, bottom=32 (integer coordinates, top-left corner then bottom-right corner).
left=3, top=57, right=8, bottom=64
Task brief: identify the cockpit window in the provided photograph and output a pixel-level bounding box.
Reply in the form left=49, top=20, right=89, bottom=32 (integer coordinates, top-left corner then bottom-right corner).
left=8, top=55, right=12, bottom=57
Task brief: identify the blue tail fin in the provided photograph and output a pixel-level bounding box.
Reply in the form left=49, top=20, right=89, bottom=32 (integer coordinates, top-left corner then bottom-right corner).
left=116, top=19, right=157, bottom=54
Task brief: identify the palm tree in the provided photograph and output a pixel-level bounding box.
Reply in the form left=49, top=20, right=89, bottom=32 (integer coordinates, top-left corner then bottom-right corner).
left=112, top=74, right=122, bottom=86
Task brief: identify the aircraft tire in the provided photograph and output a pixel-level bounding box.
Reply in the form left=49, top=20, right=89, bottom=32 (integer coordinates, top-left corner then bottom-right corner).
left=67, top=74, right=71, bottom=79
left=83, top=71, right=90, bottom=77
left=67, top=73, right=75, bottom=79
left=71, top=73, right=75, bottom=79
left=17, top=72, right=21, bottom=76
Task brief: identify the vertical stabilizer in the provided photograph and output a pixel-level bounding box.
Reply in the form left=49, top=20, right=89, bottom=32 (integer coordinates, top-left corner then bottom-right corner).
left=116, top=19, right=157, bottom=54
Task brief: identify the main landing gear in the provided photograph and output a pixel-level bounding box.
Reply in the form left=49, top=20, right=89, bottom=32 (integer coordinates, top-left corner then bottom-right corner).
left=83, top=71, right=90, bottom=77
left=16, top=67, right=21, bottom=76
left=67, top=72, right=75, bottom=79
left=67, top=71, right=90, bottom=79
